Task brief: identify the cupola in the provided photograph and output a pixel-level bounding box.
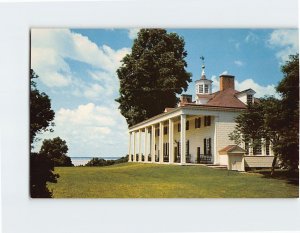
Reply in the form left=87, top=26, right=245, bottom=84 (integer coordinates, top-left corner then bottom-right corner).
left=195, top=61, right=212, bottom=95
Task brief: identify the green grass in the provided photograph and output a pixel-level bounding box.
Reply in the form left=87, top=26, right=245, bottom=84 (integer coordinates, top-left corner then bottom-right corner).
left=47, top=163, right=299, bottom=198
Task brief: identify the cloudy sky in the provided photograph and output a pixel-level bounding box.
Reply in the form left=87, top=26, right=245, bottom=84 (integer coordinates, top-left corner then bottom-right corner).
left=30, top=28, right=298, bottom=158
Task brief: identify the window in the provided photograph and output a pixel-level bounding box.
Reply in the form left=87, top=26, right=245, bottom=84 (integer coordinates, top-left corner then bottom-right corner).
left=199, top=85, right=203, bottom=93
left=163, top=143, right=169, bottom=156
left=164, top=126, right=168, bottom=135
left=245, top=140, right=249, bottom=155
left=204, top=138, right=212, bottom=155
left=186, top=121, right=189, bottom=130
left=204, top=116, right=211, bottom=126
left=195, top=117, right=201, bottom=128
left=178, top=123, right=181, bottom=132
left=253, top=139, right=262, bottom=155
left=266, top=138, right=270, bottom=155
left=204, top=84, right=209, bottom=93
left=186, top=140, right=190, bottom=156
left=156, top=129, right=160, bottom=136
left=247, top=95, right=253, bottom=105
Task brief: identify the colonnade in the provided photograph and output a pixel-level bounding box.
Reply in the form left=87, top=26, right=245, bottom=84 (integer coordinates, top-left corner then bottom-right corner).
left=128, top=114, right=187, bottom=164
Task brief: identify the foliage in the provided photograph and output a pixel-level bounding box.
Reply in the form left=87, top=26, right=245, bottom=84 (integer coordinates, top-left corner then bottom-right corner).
left=30, top=69, right=58, bottom=198
left=48, top=163, right=298, bottom=198
left=229, top=54, right=299, bottom=173
left=40, top=137, right=73, bottom=167
left=85, top=155, right=128, bottom=167
left=116, top=29, right=192, bottom=126
left=30, top=152, right=59, bottom=198
left=275, top=54, right=299, bottom=170
left=30, top=69, right=55, bottom=145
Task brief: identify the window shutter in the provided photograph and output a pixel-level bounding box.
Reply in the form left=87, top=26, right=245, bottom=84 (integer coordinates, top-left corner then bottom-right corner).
left=204, top=139, right=207, bottom=154
left=195, top=118, right=197, bottom=128
left=208, top=138, right=211, bottom=155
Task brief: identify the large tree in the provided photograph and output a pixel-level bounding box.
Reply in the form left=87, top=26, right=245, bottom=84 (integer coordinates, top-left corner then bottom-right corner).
left=229, top=97, right=283, bottom=174
left=275, top=54, right=299, bottom=170
left=30, top=69, right=58, bottom=197
left=229, top=54, right=299, bottom=174
left=39, top=137, right=73, bottom=167
left=116, top=29, right=192, bottom=126
left=30, top=69, right=55, bottom=145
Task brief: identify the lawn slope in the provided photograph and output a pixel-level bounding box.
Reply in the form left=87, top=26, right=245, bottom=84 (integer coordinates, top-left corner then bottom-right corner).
left=48, top=163, right=299, bottom=198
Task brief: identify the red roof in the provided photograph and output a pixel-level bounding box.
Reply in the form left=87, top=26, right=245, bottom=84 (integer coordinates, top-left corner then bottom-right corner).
left=219, top=145, right=246, bottom=153
left=205, top=88, right=246, bottom=109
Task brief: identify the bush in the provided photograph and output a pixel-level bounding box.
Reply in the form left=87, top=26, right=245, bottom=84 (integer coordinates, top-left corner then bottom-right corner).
left=85, top=155, right=128, bottom=167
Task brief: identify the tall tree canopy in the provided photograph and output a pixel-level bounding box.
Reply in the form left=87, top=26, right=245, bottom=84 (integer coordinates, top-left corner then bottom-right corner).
left=116, top=29, right=192, bottom=126
left=275, top=54, right=299, bottom=170
left=30, top=69, right=58, bottom=197
left=30, top=69, right=55, bottom=145
left=229, top=54, right=299, bottom=174
left=40, top=137, right=73, bottom=167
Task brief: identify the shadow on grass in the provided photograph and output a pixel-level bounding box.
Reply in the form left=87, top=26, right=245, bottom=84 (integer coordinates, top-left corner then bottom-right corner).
left=250, top=169, right=299, bottom=186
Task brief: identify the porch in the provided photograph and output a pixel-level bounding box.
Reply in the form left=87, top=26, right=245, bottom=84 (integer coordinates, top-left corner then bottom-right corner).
left=128, top=109, right=218, bottom=165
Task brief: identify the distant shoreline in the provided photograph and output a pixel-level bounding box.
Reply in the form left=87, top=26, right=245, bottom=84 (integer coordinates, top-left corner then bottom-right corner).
left=70, top=157, right=122, bottom=166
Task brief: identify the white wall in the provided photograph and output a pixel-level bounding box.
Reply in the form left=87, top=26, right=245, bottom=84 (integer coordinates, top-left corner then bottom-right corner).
left=215, top=111, right=239, bottom=164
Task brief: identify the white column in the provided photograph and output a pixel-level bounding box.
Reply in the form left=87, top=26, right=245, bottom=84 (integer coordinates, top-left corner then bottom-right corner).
left=138, top=129, right=142, bottom=162
left=144, top=128, right=148, bottom=162
left=168, top=119, right=174, bottom=164
left=261, top=139, right=266, bottom=156
left=159, top=122, right=164, bottom=163
left=213, top=116, right=218, bottom=165
left=128, top=132, right=132, bottom=162
left=133, top=131, right=136, bottom=162
left=180, top=115, right=186, bottom=164
left=151, top=125, right=156, bottom=163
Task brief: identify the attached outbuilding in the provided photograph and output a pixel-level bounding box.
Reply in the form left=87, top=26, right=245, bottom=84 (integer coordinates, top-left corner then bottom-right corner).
left=219, top=145, right=246, bottom=171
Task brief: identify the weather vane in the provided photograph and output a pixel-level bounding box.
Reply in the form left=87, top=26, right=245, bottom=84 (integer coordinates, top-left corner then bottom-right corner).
left=200, top=56, right=205, bottom=69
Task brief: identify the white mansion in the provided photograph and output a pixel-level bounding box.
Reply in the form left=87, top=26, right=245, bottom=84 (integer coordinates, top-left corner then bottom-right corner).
left=127, top=65, right=274, bottom=171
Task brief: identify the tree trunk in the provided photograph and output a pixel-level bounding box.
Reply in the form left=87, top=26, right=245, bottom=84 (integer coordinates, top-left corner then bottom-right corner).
left=271, top=154, right=278, bottom=176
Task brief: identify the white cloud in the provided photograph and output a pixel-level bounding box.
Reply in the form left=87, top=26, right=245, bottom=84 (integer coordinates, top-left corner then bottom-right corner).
left=245, top=32, right=259, bottom=43
left=221, top=70, right=228, bottom=75
left=211, top=75, right=277, bottom=98
left=267, top=29, right=299, bottom=63
left=128, top=28, right=140, bottom=40
left=31, top=29, right=131, bottom=157
left=33, top=103, right=128, bottom=157
left=31, top=28, right=130, bottom=87
left=234, top=60, right=244, bottom=67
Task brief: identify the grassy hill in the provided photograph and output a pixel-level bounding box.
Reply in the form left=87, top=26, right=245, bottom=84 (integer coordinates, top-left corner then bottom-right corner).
left=47, top=163, right=299, bottom=198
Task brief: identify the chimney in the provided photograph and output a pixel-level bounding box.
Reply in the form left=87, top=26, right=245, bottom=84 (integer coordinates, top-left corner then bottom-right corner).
left=179, top=94, right=192, bottom=106
left=219, top=74, right=235, bottom=91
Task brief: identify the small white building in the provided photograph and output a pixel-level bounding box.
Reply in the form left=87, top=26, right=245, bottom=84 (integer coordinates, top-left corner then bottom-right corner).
left=127, top=65, right=274, bottom=171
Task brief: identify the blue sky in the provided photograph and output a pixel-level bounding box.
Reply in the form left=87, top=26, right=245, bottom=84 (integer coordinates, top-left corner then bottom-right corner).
left=31, top=28, right=298, bottom=158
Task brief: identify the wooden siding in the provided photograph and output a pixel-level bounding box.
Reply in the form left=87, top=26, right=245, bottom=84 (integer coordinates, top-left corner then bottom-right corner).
left=244, top=156, right=274, bottom=168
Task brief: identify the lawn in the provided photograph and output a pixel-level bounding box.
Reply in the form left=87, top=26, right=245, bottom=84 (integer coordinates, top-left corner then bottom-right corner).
left=47, top=163, right=299, bottom=198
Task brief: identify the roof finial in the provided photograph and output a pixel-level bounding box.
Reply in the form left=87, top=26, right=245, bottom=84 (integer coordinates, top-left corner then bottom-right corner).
left=200, top=56, right=206, bottom=79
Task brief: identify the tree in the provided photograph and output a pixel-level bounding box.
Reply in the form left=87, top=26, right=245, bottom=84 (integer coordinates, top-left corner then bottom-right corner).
left=275, top=54, right=299, bottom=170
left=39, top=137, right=73, bottom=167
left=229, top=54, right=299, bottom=174
left=30, top=69, right=55, bottom=145
left=116, top=29, right=192, bottom=126
left=229, top=97, right=282, bottom=174
left=30, top=152, right=59, bottom=198
left=30, top=69, right=58, bottom=197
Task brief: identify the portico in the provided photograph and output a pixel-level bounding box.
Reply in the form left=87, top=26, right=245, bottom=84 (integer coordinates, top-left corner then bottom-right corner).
left=127, top=105, right=237, bottom=165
